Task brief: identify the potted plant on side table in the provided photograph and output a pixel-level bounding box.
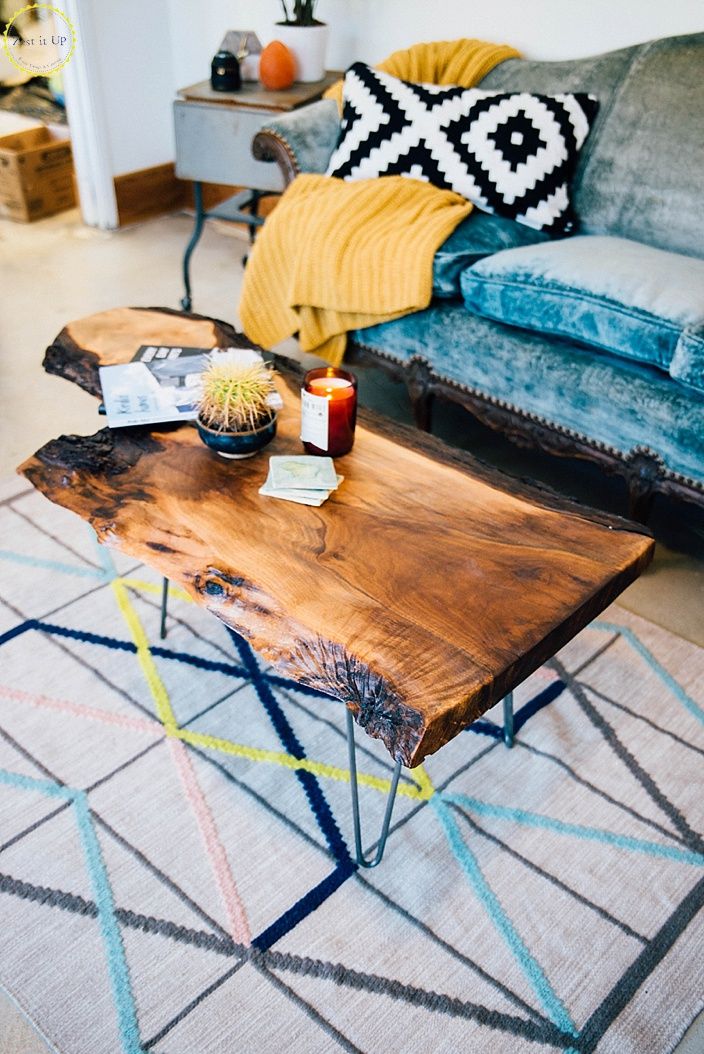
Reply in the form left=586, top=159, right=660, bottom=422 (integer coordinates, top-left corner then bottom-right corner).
left=196, top=352, right=280, bottom=459
left=275, top=0, right=329, bottom=82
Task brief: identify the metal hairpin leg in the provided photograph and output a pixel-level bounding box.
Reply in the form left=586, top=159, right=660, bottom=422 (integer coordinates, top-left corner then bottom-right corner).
left=346, top=707, right=402, bottom=868
left=502, top=690, right=514, bottom=748
left=160, top=577, right=169, bottom=640
left=181, top=181, right=204, bottom=312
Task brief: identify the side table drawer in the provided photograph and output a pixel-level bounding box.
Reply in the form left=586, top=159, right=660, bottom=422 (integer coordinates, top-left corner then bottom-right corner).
left=173, top=100, right=285, bottom=192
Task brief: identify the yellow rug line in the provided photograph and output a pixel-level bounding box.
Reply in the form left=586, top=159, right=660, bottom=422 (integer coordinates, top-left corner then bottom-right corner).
left=179, top=729, right=431, bottom=799
left=111, top=579, right=433, bottom=801
left=110, top=580, right=178, bottom=732
left=412, top=765, right=435, bottom=798
left=120, top=576, right=193, bottom=605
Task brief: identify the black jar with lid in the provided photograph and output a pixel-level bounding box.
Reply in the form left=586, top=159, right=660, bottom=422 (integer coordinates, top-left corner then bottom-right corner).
left=210, top=50, right=241, bottom=92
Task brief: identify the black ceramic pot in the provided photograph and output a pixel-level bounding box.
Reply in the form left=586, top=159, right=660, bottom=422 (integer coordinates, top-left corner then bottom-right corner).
left=210, top=50, right=241, bottom=92
left=196, top=413, right=277, bottom=459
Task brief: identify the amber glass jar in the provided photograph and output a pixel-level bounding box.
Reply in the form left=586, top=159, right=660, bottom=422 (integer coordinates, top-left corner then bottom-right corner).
left=300, top=367, right=358, bottom=457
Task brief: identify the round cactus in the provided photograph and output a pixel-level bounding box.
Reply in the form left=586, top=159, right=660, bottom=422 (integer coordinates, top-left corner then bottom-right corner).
left=198, top=357, right=276, bottom=433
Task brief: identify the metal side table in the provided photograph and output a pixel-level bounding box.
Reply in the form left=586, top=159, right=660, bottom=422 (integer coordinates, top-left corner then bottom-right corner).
left=174, top=74, right=339, bottom=311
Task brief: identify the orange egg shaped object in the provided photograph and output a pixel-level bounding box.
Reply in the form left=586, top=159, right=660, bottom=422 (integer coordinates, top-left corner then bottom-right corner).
left=260, top=41, right=296, bottom=90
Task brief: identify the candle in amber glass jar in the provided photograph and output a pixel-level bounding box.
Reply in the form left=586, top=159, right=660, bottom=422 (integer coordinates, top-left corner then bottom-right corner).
left=300, top=367, right=358, bottom=457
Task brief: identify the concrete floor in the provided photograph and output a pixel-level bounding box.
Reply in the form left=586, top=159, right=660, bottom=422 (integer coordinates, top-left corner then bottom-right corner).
left=0, top=205, right=702, bottom=1053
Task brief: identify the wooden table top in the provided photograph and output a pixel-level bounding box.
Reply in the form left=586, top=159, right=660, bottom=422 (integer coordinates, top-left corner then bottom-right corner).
left=177, top=72, right=341, bottom=112
left=20, top=307, right=654, bottom=768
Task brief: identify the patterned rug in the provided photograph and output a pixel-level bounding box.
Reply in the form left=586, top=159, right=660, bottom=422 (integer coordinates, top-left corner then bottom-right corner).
left=0, top=474, right=702, bottom=1054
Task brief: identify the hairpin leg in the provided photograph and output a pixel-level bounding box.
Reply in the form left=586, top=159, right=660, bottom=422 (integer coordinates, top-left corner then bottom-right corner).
left=503, top=690, right=514, bottom=748
left=346, top=707, right=402, bottom=868
left=160, top=577, right=169, bottom=640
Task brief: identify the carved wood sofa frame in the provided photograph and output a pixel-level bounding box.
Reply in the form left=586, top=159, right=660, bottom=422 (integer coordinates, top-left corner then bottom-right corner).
left=253, top=131, right=704, bottom=527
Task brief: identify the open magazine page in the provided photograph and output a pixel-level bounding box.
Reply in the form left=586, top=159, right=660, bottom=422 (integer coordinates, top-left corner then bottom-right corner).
left=99, top=345, right=210, bottom=427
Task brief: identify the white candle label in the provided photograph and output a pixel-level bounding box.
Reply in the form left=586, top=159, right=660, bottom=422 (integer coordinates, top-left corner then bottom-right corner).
left=300, top=389, right=329, bottom=449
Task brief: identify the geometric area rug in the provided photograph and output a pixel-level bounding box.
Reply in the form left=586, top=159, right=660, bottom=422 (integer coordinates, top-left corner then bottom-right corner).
left=0, top=475, right=702, bottom=1054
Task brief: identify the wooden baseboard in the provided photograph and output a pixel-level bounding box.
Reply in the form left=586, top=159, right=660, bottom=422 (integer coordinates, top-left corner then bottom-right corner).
left=200, top=182, right=239, bottom=211
left=114, top=163, right=187, bottom=226
left=113, top=163, right=277, bottom=227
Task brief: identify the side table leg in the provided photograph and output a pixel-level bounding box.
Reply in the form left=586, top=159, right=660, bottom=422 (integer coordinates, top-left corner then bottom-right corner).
left=346, top=707, right=402, bottom=868
left=502, top=691, right=514, bottom=748
left=160, top=577, right=169, bottom=640
left=181, top=181, right=205, bottom=312
left=241, top=190, right=264, bottom=267
left=247, top=190, right=261, bottom=244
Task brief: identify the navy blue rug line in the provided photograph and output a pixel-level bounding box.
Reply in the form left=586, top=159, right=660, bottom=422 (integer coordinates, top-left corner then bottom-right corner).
left=0, top=620, right=338, bottom=700
left=0, top=619, right=566, bottom=739
left=227, top=627, right=352, bottom=867
left=253, top=860, right=358, bottom=951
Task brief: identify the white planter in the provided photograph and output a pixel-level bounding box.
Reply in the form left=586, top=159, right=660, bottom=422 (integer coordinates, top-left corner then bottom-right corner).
left=272, top=23, right=329, bottom=82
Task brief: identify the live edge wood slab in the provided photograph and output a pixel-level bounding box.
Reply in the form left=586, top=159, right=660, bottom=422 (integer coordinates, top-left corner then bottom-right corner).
left=21, top=308, right=655, bottom=768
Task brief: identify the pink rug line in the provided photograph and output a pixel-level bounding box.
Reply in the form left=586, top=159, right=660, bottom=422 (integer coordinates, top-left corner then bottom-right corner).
left=1, top=682, right=252, bottom=946
left=169, top=738, right=252, bottom=947
left=0, top=684, right=161, bottom=736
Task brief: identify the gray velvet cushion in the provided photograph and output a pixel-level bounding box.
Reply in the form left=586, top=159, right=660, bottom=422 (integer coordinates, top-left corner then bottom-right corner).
left=351, top=302, right=704, bottom=485
left=432, top=212, right=549, bottom=298
left=460, top=236, right=704, bottom=378
left=258, top=99, right=341, bottom=174
left=482, top=33, right=704, bottom=260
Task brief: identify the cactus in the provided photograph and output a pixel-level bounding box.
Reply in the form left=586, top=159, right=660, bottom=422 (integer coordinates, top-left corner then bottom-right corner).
left=198, top=357, right=277, bottom=433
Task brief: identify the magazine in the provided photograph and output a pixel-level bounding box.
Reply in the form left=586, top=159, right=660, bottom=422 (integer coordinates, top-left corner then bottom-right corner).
left=99, top=345, right=212, bottom=428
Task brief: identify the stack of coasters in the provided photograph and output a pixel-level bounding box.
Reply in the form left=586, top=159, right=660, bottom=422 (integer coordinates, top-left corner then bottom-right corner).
left=259, top=456, right=343, bottom=506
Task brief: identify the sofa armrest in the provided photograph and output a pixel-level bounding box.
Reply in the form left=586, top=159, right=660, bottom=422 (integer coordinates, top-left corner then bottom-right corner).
left=252, top=99, right=340, bottom=188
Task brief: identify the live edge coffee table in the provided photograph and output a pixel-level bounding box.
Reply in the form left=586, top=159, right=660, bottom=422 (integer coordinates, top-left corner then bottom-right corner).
left=21, top=308, right=654, bottom=867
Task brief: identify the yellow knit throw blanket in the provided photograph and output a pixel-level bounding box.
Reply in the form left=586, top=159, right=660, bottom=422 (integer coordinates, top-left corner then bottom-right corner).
left=239, top=39, right=519, bottom=366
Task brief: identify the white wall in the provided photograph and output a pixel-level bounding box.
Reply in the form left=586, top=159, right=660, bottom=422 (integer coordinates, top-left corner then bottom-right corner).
left=68, top=0, right=175, bottom=178
left=317, top=0, right=704, bottom=66
left=97, top=0, right=176, bottom=175
left=168, top=0, right=704, bottom=82
left=167, top=0, right=242, bottom=93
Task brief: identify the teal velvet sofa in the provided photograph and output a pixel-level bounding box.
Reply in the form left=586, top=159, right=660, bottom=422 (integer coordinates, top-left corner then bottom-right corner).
left=252, top=32, right=704, bottom=521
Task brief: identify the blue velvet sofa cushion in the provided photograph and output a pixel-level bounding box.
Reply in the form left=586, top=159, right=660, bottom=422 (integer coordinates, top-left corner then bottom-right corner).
left=671, top=326, right=704, bottom=394
left=432, top=212, right=549, bottom=299
left=351, top=302, right=704, bottom=485
left=460, top=236, right=704, bottom=378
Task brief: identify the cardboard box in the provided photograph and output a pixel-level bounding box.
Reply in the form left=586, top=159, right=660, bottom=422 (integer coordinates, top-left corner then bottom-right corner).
left=0, top=125, right=75, bottom=222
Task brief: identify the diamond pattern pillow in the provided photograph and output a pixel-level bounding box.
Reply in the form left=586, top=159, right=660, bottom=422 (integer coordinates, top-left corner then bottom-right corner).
left=326, top=62, right=598, bottom=235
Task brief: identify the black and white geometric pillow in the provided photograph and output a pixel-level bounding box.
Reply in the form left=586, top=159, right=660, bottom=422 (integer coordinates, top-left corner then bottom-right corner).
left=326, top=62, right=598, bottom=235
